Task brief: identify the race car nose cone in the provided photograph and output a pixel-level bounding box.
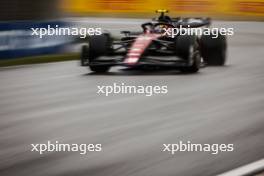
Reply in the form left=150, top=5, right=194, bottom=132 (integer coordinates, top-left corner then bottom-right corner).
left=124, top=34, right=160, bottom=65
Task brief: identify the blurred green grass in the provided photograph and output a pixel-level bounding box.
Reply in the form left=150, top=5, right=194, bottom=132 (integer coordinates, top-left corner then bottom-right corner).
left=0, top=53, right=79, bottom=67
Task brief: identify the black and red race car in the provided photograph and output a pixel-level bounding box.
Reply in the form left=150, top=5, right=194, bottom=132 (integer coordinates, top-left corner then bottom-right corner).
left=81, top=10, right=227, bottom=73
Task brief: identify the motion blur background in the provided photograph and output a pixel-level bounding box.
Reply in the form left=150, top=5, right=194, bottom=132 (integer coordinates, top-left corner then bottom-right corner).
left=2, top=0, right=264, bottom=20
left=0, top=1, right=264, bottom=176
left=0, top=0, right=264, bottom=60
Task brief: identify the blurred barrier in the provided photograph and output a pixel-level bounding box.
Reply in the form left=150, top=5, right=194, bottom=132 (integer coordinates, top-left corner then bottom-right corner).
left=62, top=0, right=264, bottom=19
left=0, top=21, right=72, bottom=59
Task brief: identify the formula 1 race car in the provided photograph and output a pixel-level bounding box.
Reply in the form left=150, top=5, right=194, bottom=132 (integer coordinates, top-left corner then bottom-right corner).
left=81, top=10, right=227, bottom=73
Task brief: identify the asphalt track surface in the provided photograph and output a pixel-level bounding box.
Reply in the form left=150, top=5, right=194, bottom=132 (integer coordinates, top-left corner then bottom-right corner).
left=0, top=19, right=264, bottom=176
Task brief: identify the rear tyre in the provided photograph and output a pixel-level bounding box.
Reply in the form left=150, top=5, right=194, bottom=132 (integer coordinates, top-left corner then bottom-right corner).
left=88, top=34, right=112, bottom=73
left=175, top=35, right=201, bottom=73
left=200, top=32, right=227, bottom=66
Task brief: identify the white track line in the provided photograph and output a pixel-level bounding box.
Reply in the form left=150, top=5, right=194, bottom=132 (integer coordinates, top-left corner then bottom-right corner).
left=218, top=159, right=264, bottom=176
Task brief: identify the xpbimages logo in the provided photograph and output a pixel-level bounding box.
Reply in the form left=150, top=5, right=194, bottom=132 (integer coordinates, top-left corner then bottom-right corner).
left=31, top=141, right=102, bottom=155
left=97, top=83, right=168, bottom=96
left=162, top=141, right=234, bottom=155
left=162, top=26, right=234, bottom=38
left=31, top=25, right=102, bottom=38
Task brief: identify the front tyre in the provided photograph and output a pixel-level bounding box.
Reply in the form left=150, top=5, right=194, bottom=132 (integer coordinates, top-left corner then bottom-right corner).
left=81, top=45, right=89, bottom=66
left=175, top=35, right=201, bottom=73
left=180, top=51, right=201, bottom=73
